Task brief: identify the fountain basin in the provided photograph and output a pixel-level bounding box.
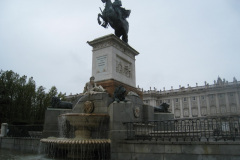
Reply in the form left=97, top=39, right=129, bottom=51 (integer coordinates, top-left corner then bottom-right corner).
left=41, top=138, right=111, bottom=159
left=41, top=113, right=110, bottom=159
left=59, top=113, right=109, bottom=139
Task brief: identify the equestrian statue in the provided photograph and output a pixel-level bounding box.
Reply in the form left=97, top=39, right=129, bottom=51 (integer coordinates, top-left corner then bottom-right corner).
left=97, top=0, right=131, bottom=43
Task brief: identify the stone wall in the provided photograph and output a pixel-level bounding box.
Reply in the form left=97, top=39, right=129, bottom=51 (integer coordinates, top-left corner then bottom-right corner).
left=111, top=141, right=240, bottom=160
left=0, top=137, right=41, bottom=153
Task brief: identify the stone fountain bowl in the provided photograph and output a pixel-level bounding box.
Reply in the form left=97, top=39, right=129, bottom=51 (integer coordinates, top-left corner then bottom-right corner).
left=40, top=138, right=111, bottom=159
left=40, top=138, right=111, bottom=145
left=41, top=113, right=110, bottom=159
left=60, top=113, right=109, bottom=128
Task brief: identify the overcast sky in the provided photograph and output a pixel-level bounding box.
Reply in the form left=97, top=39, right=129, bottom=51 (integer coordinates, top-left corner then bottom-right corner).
left=0, top=0, right=240, bottom=95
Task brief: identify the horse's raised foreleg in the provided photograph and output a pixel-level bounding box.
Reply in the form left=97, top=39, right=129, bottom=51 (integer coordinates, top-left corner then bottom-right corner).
left=97, top=13, right=102, bottom=25
left=98, top=14, right=108, bottom=28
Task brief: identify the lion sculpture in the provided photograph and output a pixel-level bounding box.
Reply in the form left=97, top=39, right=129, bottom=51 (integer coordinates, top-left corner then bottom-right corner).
left=154, top=103, right=170, bottom=113
left=114, top=86, right=127, bottom=102
left=50, top=97, right=73, bottom=109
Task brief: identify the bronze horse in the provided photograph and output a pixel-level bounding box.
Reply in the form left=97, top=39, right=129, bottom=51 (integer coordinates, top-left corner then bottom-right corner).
left=97, top=0, right=130, bottom=43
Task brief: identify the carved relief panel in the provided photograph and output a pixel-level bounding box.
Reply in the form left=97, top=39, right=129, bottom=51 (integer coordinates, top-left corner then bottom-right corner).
left=116, top=55, right=132, bottom=78
left=175, top=109, right=181, bottom=118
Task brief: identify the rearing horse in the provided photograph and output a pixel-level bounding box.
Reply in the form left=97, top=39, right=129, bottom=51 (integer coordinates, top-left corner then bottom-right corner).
left=97, top=0, right=130, bottom=43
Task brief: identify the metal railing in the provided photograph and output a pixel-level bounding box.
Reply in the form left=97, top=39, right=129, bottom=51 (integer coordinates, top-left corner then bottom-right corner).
left=124, top=116, right=240, bottom=142
left=7, top=125, right=43, bottom=138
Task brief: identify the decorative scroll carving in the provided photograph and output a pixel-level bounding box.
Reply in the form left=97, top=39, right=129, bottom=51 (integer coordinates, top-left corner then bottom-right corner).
left=134, top=107, right=140, bottom=118
left=92, top=41, right=113, bottom=51
left=92, top=40, right=135, bottom=59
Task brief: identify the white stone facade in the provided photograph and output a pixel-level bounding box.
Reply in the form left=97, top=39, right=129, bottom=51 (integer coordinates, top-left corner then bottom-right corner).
left=143, top=77, right=240, bottom=119
left=87, top=34, right=139, bottom=87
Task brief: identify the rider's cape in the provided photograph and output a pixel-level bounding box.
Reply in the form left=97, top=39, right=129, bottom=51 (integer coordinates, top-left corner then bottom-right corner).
left=113, top=0, right=131, bottom=19
left=121, top=8, right=131, bottom=19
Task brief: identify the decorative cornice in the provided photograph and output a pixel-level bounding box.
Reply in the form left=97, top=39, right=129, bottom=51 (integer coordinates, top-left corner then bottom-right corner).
left=87, top=34, right=139, bottom=58
left=143, top=83, right=240, bottom=97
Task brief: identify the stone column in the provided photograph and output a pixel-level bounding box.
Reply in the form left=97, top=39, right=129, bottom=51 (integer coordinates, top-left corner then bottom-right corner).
left=225, top=93, right=230, bottom=113
left=235, top=92, right=240, bottom=113
left=215, top=94, right=220, bottom=114
left=188, top=97, right=192, bottom=118
left=171, top=99, right=175, bottom=115
left=179, top=98, right=183, bottom=118
left=197, top=96, right=201, bottom=117
left=206, top=95, right=211, bottom=116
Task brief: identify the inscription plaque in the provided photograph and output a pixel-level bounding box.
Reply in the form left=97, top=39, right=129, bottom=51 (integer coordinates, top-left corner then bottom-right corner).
left=96, top=55, right=107, bottom=73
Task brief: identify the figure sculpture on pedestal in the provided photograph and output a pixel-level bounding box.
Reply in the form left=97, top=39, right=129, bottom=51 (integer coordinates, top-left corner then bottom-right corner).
left=83, top=76, right=106, bottom=95
left=97, top=0, right=131, bottom=43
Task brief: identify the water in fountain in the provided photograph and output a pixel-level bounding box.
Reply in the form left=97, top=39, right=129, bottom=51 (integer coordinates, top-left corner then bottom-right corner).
left=41, top=113, right=110, bottom=159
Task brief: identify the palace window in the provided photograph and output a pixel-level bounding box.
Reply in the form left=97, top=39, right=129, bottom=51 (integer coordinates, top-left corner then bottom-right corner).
left=209, top=94, right=214, bottom=99
left=183, top=97, right=187, bottom=102
left=219, top=94, right=223, bottom=98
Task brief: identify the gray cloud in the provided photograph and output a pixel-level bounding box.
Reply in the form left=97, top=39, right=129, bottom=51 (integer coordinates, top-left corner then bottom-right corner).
left=0, top=0, right=239, bottom=94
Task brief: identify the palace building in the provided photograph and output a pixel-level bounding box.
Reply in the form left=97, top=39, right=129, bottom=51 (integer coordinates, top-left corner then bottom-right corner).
left=143, top=77, right=240, bottom=119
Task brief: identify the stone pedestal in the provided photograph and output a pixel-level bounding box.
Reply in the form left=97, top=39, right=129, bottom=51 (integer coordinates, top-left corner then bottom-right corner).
left=0, top=123, right=8, bottom=137
left=72, top=93, right=113, bottom=114
left=97, top=79, right=143, bottom=99
left=154, top=112, right=175, bottom=121
left=108, top=102, right=142, bottom=140
left=88, top=34, right=142, bottom=97
left=42, top=108, right=72, bottom=138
